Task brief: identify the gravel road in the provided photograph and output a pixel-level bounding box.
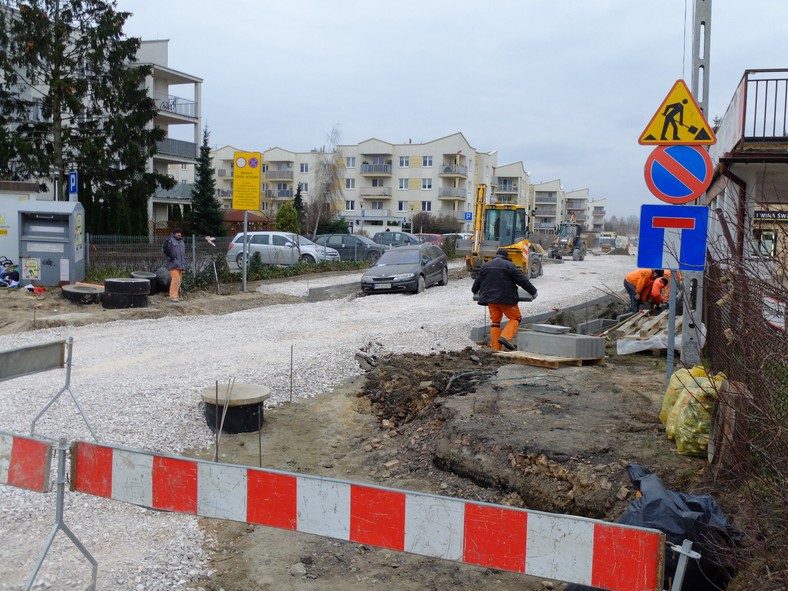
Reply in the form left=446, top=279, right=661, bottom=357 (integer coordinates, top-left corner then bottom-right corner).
left=0, top=253, right=635, bottom=590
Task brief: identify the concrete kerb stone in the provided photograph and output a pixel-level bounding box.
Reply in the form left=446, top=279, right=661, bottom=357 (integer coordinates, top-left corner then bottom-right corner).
left=470, top=294, right=618, bottom=345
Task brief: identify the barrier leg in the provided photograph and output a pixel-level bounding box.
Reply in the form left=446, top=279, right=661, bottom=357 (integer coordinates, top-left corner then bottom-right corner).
left=24, top=439, right=97, bottom=591
left=30, top=337, right=99, bottom=441
left=670, top=539, right=700, bottom=591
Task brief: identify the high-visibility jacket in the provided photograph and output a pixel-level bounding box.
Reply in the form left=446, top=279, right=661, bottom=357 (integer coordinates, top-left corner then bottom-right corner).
left=625, top=269, right=656, bottom=300
left=650, top=277, right=669, bottom=305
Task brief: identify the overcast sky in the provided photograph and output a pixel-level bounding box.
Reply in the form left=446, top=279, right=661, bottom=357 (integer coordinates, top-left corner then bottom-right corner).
left=116, top=0, right=788, bottom=217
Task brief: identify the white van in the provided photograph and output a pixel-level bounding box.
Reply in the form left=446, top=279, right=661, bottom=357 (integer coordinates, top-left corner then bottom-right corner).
left=226, top=232, right=340, bottom=268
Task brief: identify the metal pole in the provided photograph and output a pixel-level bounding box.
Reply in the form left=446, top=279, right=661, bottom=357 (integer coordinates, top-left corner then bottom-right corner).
left=665, top=278, right=678, bottom=387
left=242, top=210, right=248, bottom=292
left=671, top=539, right=701, bottom=590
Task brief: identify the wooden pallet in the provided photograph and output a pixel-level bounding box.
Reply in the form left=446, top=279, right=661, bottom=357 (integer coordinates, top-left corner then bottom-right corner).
left=494, top=350, right=606, bottom=369
left=615, top=310, right=683, bottom=340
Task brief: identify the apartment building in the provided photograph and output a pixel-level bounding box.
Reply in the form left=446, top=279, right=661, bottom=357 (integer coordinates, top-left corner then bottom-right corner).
left=138, top=40, right=203, bottom=230
left=587, top=198, right=607, bottom=232
left=563, top=188, right=589, bottom=226
left=531, top=179, right=562, bottom=233
left=211, top=132, right=504, bottom=234
left=493, top=162, right=531, bottom=207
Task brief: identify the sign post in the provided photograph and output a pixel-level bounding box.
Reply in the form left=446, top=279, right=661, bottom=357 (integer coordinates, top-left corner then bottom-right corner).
left=639, top=79, right=716, bottom=376
left=68, top=171, right=78, bottom=202
left=232, top=152, right=262, bottom=292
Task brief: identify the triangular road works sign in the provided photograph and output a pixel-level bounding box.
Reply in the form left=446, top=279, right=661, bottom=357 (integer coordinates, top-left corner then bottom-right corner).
left=639, top=79, right=716, bottom=145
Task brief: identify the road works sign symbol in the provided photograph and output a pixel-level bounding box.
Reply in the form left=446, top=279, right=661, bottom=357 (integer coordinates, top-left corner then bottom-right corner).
left=644, top=145, right=713, bottom=204
left=639, top=79, right=716, bottom=145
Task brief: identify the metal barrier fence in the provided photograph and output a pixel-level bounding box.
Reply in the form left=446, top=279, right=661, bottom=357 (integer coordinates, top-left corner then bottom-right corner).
left=86, top=234, right=233, bottom=274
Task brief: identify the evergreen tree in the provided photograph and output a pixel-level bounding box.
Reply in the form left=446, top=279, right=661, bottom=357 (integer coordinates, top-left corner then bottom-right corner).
left=188, top=127, right=226, bottom=236
left=293, top=183, right=305, bottom=233
left=0, top=0, right=174, bottom=234
left=275, top=201, right=300, bottom=234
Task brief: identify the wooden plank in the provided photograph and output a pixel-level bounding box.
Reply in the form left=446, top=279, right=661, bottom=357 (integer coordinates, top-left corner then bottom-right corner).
left=612, top=312, right=649, bottom=337
left=494, top=350, right=605, bottom=369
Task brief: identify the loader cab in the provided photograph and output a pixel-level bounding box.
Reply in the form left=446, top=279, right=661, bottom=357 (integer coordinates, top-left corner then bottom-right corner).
left=483, top=206, right=528, bottom=246
left=557, top=223, right=581, bottom=241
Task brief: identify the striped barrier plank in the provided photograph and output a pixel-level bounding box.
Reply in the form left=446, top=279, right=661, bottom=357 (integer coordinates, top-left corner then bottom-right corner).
left=71, top=441, right=665, bottom=591
left=0, top=431, right=53, bottom=492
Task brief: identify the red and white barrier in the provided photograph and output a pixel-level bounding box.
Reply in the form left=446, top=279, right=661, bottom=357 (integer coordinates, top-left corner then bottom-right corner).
left=72, top=441, right=665, bottom=591
left=0, top=431, right=52, bottom=493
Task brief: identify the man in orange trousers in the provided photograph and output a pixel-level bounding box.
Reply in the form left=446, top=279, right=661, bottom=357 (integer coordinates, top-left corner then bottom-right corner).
left=472, top=248, right=538, bottom=351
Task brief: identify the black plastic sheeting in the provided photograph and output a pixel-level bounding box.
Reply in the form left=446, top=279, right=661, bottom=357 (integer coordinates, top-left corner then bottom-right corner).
left=566, top=464, right=741, bottom=591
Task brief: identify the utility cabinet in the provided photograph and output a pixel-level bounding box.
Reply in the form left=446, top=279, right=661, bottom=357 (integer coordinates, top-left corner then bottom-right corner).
left=18, top=201, right=86, bottom=286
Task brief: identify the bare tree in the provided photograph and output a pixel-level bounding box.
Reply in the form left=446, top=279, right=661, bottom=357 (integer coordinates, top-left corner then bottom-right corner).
left=306, top=126, right=345, bottom=238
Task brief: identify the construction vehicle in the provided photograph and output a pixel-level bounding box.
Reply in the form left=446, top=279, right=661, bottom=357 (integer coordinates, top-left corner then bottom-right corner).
left=548, top=213, right=586, bottom=261
left=598, top=231, right=617, bottom=253
left=456, top=185, right=543, bottom=278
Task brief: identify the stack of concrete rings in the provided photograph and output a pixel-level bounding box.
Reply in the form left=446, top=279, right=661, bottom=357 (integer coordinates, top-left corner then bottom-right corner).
left=102, top=278, right=150, bottom=309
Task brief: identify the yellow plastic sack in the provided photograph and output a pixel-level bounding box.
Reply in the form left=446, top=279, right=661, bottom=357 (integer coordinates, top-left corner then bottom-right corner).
left=659, top=366, right=709, bottom=425
left=675, top=380, right=722, bottom=457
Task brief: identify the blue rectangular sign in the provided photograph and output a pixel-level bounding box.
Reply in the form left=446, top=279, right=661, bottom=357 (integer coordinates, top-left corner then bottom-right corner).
left=637, top=204, right=709, bottom=271
left=68, top=171, right=78, bottom=195
left=464, top=211, right=473, bottom=221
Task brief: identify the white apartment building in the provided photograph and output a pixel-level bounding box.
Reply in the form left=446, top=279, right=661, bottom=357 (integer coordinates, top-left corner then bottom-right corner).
left=532, top=179, right=562, bottom=233
left=564, top=188, right=589, bottom=226
left=493, top=162, right=531, bottom=207
left=587, top=198, right=607, bottom=232
left=138, top=40, right=203, bottom=230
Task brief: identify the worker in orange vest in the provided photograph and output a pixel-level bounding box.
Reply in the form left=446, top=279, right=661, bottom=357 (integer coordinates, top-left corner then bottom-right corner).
left=624, top=268, right=664, bottom=312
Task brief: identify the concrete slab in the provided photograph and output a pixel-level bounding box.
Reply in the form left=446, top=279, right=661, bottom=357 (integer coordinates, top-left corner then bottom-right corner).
left=530, top=324, right=571, bottom=334
left=517, top=330, right=605, bottom=359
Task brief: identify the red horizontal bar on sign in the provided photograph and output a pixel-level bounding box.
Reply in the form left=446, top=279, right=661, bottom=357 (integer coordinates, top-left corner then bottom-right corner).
left=652, top=216, right=695, bottom=230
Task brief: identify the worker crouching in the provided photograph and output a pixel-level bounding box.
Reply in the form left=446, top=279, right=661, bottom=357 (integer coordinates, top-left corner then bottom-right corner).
left=472, top=248, right=538, bottom=351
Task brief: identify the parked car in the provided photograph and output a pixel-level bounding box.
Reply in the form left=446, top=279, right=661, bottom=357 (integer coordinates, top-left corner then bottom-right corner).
left=442, top=232, right=473, bottom=240
left=314, top=234, right=387, bottom=262
left=414, top=233, right=444, bottom=246
left=360, top=243, right=448, bottom=294
left=372, top=231, right=422, bottom=248
left=227, top=231, right=340, bottom=268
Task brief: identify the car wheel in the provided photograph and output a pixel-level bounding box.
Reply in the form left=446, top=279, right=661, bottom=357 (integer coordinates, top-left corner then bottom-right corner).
left=236, top=252, right=248, bottom=269
left=300, top=254, right=316, bottom=264
left=412, top=275, right=426, bottom=294
left=367, top=250, right=380, bottom=262
left=438, top=266, right=448, bottom=286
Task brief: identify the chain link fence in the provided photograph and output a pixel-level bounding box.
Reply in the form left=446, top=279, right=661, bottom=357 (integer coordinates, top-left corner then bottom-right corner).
left=703, top=207, right=787, bottom=590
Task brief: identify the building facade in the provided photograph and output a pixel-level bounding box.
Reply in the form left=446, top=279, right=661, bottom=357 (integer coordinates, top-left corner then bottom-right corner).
left=138, top=40, right=203, bottom=231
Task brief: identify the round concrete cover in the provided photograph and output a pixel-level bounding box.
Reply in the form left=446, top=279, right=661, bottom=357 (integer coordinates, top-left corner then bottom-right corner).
left=200, top=383, right=271, bottom=406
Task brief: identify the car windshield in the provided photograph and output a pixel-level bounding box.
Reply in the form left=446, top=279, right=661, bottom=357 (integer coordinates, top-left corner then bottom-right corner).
left=378, top=249, right=420, bottom=265
left=294, top=235, right=316, bottom=246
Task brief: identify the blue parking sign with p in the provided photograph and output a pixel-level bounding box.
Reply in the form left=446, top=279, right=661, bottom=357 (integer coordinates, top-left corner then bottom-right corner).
left=68, top=171, right=78, bottom=195
left=464, top=212, right=473, bottom=221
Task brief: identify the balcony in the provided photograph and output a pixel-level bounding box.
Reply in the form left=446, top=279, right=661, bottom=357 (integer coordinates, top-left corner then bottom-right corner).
left=439, top=164, right=468, bottom=177
left=438, top=187, right=467, bottom=200
left=535, top=194, right=557, bottom=204
left=266, top=170, right=294, bottom=181
left=496, top=185, right=518, bottom=194
left=359, top=187, right=392, bottom=198
left=155, top=93, right=197, bottom=119
left=155, top=138, right=197, bottom=160
left=360, top=163, right=392, bottom=176
left=358, top=209, right=392, bottom=218
left=711, top=69, right=788, bottom=163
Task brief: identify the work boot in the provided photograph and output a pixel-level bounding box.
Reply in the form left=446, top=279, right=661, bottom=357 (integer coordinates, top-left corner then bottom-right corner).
left=498, top=336, right=516, bottom=351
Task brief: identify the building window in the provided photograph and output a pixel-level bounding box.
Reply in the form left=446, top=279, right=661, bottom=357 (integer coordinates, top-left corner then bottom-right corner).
left=346, top=178, right=355, bottom=190
left=421, top=201, right=432, bottom=212
left=399, top=156, right=409, bottom=167
left=301, top=183, right=308, bottom=192
left=398, top=178, right=408, bottom=190
left=371, top=200, right=384, bottom=210
left=422, top=156, right=432, bottom=167
left=346, top=156, right=356, bottom=168
left=300, top=163, right=308, bottom=173
left=261, top=164, right=268, bottom=173
left=372, top=178, right=384, bottom=187
left=398, top=201, right=408, bottom=212
left=345, top=200, right=355, bottom=211
left=421, top=178, right=432, bottom=190
left=754, top=229, right=777, bottom=257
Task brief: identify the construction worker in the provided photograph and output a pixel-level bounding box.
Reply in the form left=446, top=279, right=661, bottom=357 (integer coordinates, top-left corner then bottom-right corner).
left=648, top=276, right=669, bottom=308
left=471, top=248, right=537, bottom=351
left=623, top=268, right=664, bottom=313
left=163, top=228, right=187, bottom=302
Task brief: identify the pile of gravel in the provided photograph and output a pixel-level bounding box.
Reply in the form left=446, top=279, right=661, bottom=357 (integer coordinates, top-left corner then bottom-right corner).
left=0, top=254, right=633, bottom=589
